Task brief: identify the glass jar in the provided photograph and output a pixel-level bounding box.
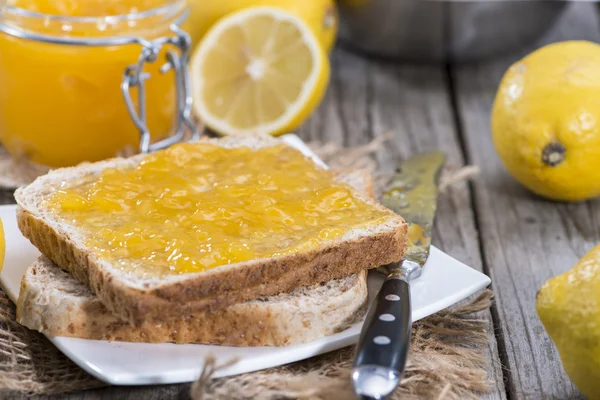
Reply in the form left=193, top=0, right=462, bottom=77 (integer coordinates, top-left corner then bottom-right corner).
left=0, top=0, right=195, bottom=167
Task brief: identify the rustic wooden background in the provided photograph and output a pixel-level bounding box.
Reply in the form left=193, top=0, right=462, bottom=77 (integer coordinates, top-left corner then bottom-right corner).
left=3, top=2, right=600, bottom=399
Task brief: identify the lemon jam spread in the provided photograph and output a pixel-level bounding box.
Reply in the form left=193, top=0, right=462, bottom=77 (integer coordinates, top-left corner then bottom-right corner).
left=44, top=143, right=391, bottom=277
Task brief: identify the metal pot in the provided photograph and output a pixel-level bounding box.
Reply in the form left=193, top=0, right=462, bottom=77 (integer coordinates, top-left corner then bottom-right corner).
left=337, top=0, right=568, bottom=63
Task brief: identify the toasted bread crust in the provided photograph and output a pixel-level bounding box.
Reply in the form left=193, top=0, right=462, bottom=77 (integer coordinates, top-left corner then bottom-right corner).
left=18, top=209, right=406, bottom=324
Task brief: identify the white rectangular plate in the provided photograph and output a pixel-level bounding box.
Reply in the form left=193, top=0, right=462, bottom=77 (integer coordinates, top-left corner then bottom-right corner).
left=0, top=206, right=490, bottom=386
left=0, top=135, right=490, bottom=386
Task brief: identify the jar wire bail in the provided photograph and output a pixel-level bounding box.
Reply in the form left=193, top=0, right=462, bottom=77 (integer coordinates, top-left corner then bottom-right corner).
left=121, top=22, right=200, bottom=153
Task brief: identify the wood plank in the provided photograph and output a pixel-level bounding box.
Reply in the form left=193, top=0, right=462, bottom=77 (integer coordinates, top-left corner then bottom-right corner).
left=301, top=49, right=372, bottom=147
left=301, top=49, right=506, bottom=399
left=452, top=3, right=600, bottom=398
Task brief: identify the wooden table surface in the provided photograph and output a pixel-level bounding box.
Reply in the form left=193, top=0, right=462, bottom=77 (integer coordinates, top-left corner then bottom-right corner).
left=4, top=3, right=600, bottom=399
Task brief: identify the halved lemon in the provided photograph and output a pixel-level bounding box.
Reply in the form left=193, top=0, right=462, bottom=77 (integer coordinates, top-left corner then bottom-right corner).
left=190, top=6, right=331, bottom=136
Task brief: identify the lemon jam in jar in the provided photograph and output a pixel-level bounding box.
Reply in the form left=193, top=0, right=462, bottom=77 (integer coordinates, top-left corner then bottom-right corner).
left=0, top=0, right=190, bottom=167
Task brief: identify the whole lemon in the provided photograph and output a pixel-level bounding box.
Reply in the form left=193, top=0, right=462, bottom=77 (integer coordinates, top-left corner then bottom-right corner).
left=492, top=41, right=600, bottom=202
left=187, top=0, right=337, bottom=52
left=537, top=244, right=600, bottom=399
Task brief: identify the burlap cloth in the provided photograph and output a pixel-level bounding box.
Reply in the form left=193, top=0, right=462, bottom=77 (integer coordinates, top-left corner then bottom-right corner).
left=0, top=134, right=488, bottom=399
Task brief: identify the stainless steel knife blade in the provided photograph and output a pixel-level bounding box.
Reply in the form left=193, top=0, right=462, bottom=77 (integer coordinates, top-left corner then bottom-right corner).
left=383, top=151, right=445, bottom=271
left=352, top=151, right=445, bottom=400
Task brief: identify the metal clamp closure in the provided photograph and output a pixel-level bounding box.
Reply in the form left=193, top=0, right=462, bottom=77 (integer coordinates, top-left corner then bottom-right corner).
left=121, top=24, right=200, bottom=153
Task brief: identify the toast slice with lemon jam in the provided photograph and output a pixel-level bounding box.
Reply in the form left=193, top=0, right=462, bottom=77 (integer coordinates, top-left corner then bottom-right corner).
left=16, top=135, right=407, bottom=325
left=17, top=169, right=375, bottom=346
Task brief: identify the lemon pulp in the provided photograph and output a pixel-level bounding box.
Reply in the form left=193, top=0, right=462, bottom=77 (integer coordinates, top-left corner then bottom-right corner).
left=191, top=7, right=330, bottom=136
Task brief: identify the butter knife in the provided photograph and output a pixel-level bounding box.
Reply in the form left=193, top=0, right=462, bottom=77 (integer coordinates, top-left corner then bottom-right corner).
left=352, top=151, right=446, bottom=400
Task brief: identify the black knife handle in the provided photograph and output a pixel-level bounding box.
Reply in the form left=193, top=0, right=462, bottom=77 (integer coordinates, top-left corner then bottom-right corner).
left=352, top=278, right=411, bottom=399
